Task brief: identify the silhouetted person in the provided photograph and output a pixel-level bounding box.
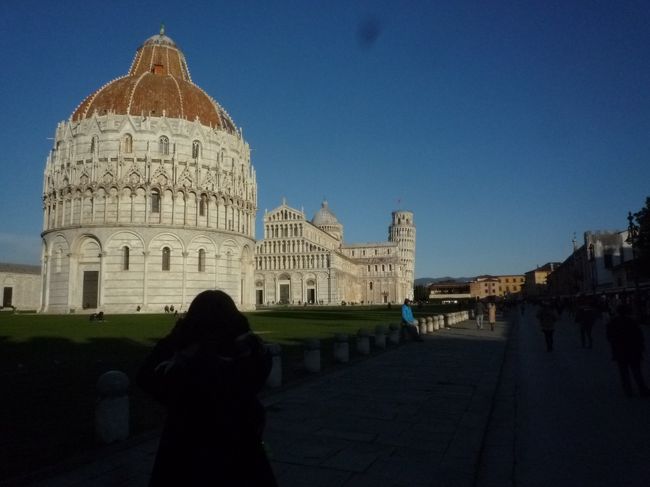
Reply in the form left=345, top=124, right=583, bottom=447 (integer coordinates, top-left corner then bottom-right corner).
left=537, top=303, right=557, bottom=352
left=606, top=304, right=650, bottom=397
left=137, top=290, right=277, bottom=486
left=475, top=299, right=485, bottom=330
left=575, top=298, right=598, bottom=348
left=487, top=302, right=496, bottom=331
left=401, top=299, right=423, bottom=341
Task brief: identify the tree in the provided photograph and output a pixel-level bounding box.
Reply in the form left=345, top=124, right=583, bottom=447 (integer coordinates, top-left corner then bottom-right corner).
left=633, top=196, right=650, bottom=279
left=414, top=284, right=429, bottom=302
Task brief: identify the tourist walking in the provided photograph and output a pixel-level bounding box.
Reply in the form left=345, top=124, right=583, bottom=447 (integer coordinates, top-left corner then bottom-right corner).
left=475, top=299, right=485, bottom=329
left=574, top=297, right=598, bottom=348
left=606, top=304, right=650, bottom=397
left=137, top=290, right=277, bottom=486
left=487, top=302, right=497, bottom=331
left=401, top=299, right=423, bottom=341
left=537, top=303, right=558, bottom=352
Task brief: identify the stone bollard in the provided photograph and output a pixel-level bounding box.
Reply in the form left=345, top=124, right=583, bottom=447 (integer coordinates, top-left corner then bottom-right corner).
left=418, top=318, right=427, bottom=336
left=96, top=370, right=129, bottom=444
left=356, top=329, right=371, bottom=355
left=265, top=343, right=283, bottom=388
left=388, top=323, right=400, bottom=345
left=304, top=339, right=321, bottom=373
left=433, top=315, right=440, bottom=330
left=374, top=325, right=387, bottom=350
left=469, top=309, right=475, bottom=319
left=333, top=334, right=350, bottom=363
left=426, top=316, right=434, bottom=333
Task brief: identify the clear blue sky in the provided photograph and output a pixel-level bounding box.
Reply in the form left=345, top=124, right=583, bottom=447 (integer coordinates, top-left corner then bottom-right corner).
left=1, top=0, right=649, bottom=278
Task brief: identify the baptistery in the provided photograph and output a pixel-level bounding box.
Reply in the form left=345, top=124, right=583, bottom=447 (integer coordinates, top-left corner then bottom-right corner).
left=41, top=29, right=257, bottom=313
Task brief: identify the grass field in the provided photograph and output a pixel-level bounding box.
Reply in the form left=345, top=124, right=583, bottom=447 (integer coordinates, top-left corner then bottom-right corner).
left=0, top=304, right=461, bottom=480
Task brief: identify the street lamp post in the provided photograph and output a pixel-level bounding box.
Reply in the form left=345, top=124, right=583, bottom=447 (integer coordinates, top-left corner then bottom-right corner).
left=626, top=211, right=640, bottom=306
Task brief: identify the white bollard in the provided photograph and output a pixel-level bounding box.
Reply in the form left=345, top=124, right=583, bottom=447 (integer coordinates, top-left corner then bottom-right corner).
left=333, top=334, right=350, bottom=363
left=374, top=325, right=387, bottom=349
left=304, top=339, right=321, bottom=373
left=265, top=343, right=283, bottom=388
left=356, top=329, right=371, bottom=355
left=426, top=316, right=434, bottom=333
left=96, top=370, right=129, bottom=444
left=418, top=318, right=427, bottom=336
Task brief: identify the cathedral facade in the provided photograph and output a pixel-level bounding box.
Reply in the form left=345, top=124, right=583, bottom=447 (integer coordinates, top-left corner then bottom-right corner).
left=41, top=30, right=257, bottom=313
left=254, top=201, right=415, bottom=305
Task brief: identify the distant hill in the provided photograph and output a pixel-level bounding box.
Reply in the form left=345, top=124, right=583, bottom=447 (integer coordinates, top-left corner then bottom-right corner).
left=415, top=277, right=473, bottom=286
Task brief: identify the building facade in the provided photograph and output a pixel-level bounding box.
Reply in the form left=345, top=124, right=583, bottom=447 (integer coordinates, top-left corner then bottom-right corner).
left=254, top=201, right=415, bottom=305
left=469, top=275, right=524, bottom=299
left=0, top=263, right=42, bottom=311
left=41, top=30, right=257, bottom=313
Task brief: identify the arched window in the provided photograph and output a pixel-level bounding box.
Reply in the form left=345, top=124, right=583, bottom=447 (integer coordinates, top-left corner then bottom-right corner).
left=199, top=196, right=206, bottom=216
left=162, top=247, right=171, bottom=271
left=122, top=246, right=130, bottom=270
left=159, top=136, right=169, bottom=155
left=90, top=136, right=99, bottom=155
left=192, top=140, right=201, bottom=159
left=198, top=249, right=206, bottom=272
left=369, top=282, right=373, bottom=290
left=122, top=134, right=133, bottom=153
left=151, top=190, right=160, bottom=213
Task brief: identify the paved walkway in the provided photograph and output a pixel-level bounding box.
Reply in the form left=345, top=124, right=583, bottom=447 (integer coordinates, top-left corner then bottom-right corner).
left=21, top=318, right=513, bottom=487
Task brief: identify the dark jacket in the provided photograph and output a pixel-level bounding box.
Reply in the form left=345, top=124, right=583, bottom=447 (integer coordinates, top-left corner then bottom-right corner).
left=606, top=315, right=645, bottom=363
left=138, top=329, right=276, bottom=486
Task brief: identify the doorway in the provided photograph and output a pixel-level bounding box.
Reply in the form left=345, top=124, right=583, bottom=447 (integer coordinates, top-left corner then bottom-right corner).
left=2, top=287, right=12, bottom=307
left=82, top=271, right=99, bottom=309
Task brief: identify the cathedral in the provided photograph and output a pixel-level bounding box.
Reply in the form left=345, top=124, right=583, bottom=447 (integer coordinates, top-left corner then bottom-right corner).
left=39, top=29, right=414, bottom=313
left=255, top=201, right=415, bottom=305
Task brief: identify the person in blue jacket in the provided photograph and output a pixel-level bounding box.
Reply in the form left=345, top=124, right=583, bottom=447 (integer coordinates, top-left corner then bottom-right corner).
left=401, top=299, right=423, bottom=341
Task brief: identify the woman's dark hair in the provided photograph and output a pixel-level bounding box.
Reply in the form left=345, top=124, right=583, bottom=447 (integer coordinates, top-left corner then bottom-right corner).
left=172, top=290, right=250, bottom=348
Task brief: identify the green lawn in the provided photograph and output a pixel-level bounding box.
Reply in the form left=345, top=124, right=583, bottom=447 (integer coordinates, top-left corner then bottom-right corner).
left=0, top=304, right=460, bottom=480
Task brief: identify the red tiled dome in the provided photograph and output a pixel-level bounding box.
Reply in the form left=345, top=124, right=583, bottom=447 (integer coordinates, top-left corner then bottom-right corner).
left=71, top=30, right=236, bottom=133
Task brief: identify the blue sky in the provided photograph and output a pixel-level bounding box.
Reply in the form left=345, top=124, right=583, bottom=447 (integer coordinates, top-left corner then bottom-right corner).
left=1, top=0, right=649, bottom=278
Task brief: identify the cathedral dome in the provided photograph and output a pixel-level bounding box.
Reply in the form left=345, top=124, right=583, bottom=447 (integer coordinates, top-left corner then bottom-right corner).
left=312, top=201, right=339, bottom=226
left=71, top=28, right=236, bottom=133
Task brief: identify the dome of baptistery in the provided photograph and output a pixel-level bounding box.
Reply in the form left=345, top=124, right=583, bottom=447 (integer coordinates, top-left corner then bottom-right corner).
left=71, top=28, right=236, bottom=133
left=41, top=29, right=258, bottom=314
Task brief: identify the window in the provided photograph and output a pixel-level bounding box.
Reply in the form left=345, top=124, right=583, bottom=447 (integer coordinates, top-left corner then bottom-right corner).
left=199, top=196, right=206, bottom=216
left=90, top=136, right=99, bottom=154
left=159, top=136, right=169, bottom=155
left=162, top=247, right=170, bottom=271
left=122, top=134, right=133, bottom=153
left=198, top=249, right=206, bottom=272
left=151, top=191, right=160, bottom=213
left=192, top=140, right=201, bottom=158
left=369, top=282, right=373, bottom=290
left=122, top=246, right=130, bottom=270
left=604, top=252, right=613, bottom=269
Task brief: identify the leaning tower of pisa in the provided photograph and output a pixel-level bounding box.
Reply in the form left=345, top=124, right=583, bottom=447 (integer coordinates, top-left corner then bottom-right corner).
left=388, top=211, right=416, bottom=301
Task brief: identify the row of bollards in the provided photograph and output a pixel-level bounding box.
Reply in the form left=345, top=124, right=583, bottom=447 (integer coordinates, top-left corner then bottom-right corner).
left=94, top=310, right=470, bottom=444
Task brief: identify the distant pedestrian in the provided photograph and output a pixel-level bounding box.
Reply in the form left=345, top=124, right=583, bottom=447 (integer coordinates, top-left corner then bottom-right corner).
left=537, top=303, right=558, bottom=352
left=401, top=299, right=423, bottom=341
left=475, top=300, right=485, bottom=329
left=137, top=290, right=277, bottom=486
left=575, top=298, right=598, bottom=348
left=487, top=302, right=496, bottom=331
left=606, top=304, right=650, bottom=397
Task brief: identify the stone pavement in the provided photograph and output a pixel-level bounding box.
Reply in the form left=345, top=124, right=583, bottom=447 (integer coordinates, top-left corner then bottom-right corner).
left=21, top=318, right=514, bottom=487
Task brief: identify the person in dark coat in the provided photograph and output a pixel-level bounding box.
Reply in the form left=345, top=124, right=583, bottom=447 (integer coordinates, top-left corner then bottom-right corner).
left=537, top=302, right=558, bottom=352
left=137, top=290, right=277, bottom=486
left=575, top=297, right=599, bottom=348
left=606, top=304, right=650, bottom=397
